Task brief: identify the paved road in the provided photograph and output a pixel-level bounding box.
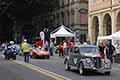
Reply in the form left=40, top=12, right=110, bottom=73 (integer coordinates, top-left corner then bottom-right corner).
left=0, top=55, right=55, bottom=80
left=18, top=54, right=120, bottom=80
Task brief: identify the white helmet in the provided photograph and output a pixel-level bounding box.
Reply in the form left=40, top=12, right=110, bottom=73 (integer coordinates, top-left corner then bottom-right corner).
left=24, top=39, right=27, bottom=42
left=83, top=42, right=87, bottom=45
left=9, top=41, right=14, bottom=44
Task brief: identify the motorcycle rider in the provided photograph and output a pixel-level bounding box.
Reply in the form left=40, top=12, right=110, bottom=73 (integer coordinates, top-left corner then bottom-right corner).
left=4, top=41, right=16, bottom=60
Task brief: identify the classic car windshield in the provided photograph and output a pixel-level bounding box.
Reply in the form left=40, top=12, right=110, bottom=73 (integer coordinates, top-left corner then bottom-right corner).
left=80, top=47, right=99, bottom=54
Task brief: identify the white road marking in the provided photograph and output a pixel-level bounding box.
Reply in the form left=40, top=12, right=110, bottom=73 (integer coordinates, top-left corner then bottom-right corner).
left=13, top=60, right=72, bottom=80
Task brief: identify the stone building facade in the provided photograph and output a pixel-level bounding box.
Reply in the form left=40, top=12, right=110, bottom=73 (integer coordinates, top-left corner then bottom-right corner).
left=89, top=0, right=120, bottom=44
left=46, top=0, right=88, bottom=43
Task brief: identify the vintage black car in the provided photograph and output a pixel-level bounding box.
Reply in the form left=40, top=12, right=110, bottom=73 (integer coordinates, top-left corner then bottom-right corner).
left=64, top=45, right=112, bottom=75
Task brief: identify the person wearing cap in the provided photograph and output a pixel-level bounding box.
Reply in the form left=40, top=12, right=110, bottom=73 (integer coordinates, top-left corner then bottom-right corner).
left=21, top=39, right=30, bottom=63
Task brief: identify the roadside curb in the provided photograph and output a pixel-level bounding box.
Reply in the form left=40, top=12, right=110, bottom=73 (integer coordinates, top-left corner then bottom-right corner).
left=13, top=60, right=72, bottom=80
left=0, top=55, right=71, bottom=80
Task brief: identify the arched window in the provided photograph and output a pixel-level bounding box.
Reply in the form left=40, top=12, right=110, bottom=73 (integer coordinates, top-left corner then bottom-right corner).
left=103, top=14, right=112, bottom=35
left=79, top=9, right=88, bottom=25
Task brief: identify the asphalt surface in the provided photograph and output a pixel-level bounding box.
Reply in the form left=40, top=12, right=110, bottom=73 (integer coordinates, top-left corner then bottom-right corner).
left=1, top=52, right=120, bottom=80
left=17, top=54, right=120, bottom=80
left=0, top=55, right=55, bottom=80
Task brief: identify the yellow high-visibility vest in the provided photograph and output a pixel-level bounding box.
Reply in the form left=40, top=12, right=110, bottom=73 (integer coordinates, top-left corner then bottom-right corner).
left=21, top=42, right=30, bottom=53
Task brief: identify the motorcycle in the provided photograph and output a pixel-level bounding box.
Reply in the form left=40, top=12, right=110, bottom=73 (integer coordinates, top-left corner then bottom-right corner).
left=4, top=46, right=17, bottom=60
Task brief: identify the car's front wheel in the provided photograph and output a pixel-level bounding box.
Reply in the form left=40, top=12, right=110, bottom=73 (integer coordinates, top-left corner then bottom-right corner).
left=79, top=63, right=85, bottom=75
left=65, top=60, right=71, bottom=71
left=105, top=71, right=111, bottom=75
left=32, top=55, right=37, bottom=59
left=45, top=56, right=50, bottom=59
left=13, top=56, right=16, bottom=60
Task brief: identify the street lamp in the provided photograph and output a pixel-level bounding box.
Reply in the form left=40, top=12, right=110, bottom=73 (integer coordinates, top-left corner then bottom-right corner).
left=43, top=28, right=49, bottom=41
left=44, top=28, right=49, bottom=32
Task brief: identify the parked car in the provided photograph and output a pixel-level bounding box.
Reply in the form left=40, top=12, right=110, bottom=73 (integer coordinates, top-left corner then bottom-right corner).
left=31, top=47, right=50, bottom=59
left=64, top=44, right=112, bottom=75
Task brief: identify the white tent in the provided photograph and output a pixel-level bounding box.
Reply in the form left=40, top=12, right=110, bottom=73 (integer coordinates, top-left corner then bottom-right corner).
left=110, top=31, right=120, bottom=40
left=50, top=25, right=75, bottom=38
left=97, top=31, right=120, bottom=40
left=96, top=31, right=120, bottom=45
left=97, top=36, right=112, bottom=40
left=97, top=35, right=112, bottom=45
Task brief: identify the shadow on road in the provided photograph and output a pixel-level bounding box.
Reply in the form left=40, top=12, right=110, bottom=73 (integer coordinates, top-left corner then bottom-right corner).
left=66, top=69, right=109, bottom=76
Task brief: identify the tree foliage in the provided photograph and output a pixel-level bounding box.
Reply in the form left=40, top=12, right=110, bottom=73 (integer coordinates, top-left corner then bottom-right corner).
left=0, top=0, right=58, bottom=17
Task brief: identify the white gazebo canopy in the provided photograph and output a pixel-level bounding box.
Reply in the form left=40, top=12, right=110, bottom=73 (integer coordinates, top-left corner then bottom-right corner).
left=50, top=25, right=75, bottom=38
left=97, top=35, right=112, bottom=45
left=97, top=36, right=112, bottom=40
left=97, top=31, right=120, bottom=45
left=110, top=31, right=120, bottom=40
left=97, top=31, right=120, bottom=40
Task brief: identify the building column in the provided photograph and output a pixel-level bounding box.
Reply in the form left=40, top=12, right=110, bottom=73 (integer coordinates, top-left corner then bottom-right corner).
left=111, top=10, right=116, bottom=44
left=88, top=15, right=92, bottom=44
left=98, top=13, right=103, bottom=36
left=64, top=10, right=67, bottom=25
left=103, top=23, right=108, bottom=35
left=66, top=10, right=70, bottom=26
left=59, top=12, right=62, bottom=25
left=74, top=9, right=79, bottom=25
left=69, top=6, right=72, bottom=26
left=112, top=10, right=116, bottom=33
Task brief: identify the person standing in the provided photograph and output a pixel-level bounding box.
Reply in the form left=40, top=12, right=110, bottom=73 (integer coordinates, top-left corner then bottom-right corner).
left=115, top=42, right=120, bottom=55
left=114, top=42, right=120, bottom=63
left=59, top=42, right=63, bottom=57
left=4, top=41, right=16, bottom=60
left=63, top=40, right=67, bottom=56
left=75, top=39, right=81, bottom=45
left=45, top=41, right=49, bottom=50
left=105, top=40, right=115, bottom=64
left=98, top=42, right=105, bottom=59
left=21, top=39, right=30, bottom=63
left=49, top=40, right=54, bottom=56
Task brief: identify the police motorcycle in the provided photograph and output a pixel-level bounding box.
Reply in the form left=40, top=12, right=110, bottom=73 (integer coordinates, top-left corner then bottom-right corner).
left=4, top=41, right=17, bottom=60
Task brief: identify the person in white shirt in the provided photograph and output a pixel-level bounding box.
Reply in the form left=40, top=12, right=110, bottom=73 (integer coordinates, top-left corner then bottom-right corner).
left=63, top=40, right=67, bottom=56
left=49, top=40, right=54, bottom=56
left=114, top=42, right=120, bottom=63
left=115, top=43, right=120, bottom=55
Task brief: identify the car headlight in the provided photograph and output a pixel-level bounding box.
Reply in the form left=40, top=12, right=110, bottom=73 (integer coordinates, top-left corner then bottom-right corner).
left=104, top=59, right=111, bottom=64
left=67, top=56, right=69, bottom=59
left=86, top=58, right=92, bottom=64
